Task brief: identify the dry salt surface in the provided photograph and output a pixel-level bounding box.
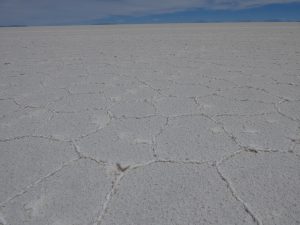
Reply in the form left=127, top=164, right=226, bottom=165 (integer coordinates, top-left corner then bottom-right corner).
left=0, top=23, right=300, bottom=225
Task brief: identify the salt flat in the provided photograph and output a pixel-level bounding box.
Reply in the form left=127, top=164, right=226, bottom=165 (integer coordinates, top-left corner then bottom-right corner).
left=0, top=23, right=300, bottom=225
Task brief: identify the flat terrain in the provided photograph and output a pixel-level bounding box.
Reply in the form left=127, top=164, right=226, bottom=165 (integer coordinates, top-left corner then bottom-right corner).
left=0, top=23, right=300, bottom=225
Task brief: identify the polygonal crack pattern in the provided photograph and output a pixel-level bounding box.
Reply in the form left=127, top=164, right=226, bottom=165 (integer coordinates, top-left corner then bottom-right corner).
left=1, top=23, right=300, bottom=225
left=101, top=162, right=257, bottom=225
left=219, top=152, right=300, bottom=225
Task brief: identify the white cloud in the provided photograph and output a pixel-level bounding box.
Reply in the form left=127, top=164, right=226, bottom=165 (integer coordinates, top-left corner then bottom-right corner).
left=0, top=0, right=299, bottom=25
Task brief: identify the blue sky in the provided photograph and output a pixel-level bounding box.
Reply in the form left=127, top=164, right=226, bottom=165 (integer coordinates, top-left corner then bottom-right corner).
left=0, top=0, right=300, bottom=26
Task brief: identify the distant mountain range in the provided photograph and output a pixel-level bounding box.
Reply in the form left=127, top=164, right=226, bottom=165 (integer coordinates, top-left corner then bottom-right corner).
left=0, top=25, right=27, bottom=27
left=1, top=20, right=300, bottom=27
left=90, top=19, right=300, bottom=26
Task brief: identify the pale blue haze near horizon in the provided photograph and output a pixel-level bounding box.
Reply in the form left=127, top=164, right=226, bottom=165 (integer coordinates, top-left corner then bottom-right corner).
left=0, top=0, right=300, bottom=26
